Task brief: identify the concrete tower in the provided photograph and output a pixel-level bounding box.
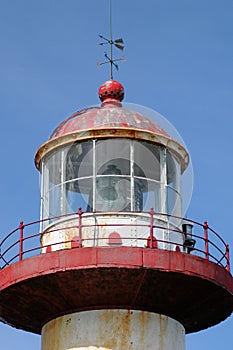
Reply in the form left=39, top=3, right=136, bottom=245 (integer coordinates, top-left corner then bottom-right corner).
left=0, top=79, right=232, bottom=349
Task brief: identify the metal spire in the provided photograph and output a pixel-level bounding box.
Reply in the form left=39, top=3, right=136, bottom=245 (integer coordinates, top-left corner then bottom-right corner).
left=97, top=0, right=125, bottom=79
left=109, top=0, right=113, bottom=79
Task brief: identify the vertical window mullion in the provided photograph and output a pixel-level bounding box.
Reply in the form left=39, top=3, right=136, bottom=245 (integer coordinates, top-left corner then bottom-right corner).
left=160, top=147, right=168, bottom=249
left=177, top=160, right=182, bottom=217
left=160, top=147, right=167, bottom=214
left=40, top=160, right=44, bottom=231
left=60, top=149, right=66, bottom=215
left=45, top=161, right=50, bottom=217
left=93, top=139, right=96, bottom=211
left=130, top=141, right=134, bottom=211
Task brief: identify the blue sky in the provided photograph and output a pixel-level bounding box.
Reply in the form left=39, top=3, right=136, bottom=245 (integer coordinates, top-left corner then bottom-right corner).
left=0, top=0, right=232, bottom=349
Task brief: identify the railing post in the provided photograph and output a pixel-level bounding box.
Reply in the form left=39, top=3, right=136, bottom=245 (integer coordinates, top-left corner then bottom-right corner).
left=149, top=208, right=155, bottom=249
left=226, top=244, right=230, bottom=273
left=19, top=221, right=24, bottom=261
left=78, top=208, right=83, bottom=248
left=203, top=220, right=209, bottom=260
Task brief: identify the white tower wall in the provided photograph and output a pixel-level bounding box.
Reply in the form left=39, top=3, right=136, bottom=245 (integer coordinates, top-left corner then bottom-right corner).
left=41, top=310, right=185, bottom=350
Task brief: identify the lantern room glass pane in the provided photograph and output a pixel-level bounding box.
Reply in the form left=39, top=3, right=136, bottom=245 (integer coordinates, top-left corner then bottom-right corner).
left=95, top=175, right=131, bottom=211
left=48, top=185, right=62, bottom=217
left=167, top=151, right=180, bottom=192
left=66, top=178, right=92, bottom=212
left=94, top=139, right=131, bottom=211
left=139, top=179, right=161, bottom=212
left=46, top=149, right=62, bottom=188
left=66, top=141, right=93, bottom=182
left=134, top=141, right=160, bottom=180
left=167, top=186, right=181, bottom=217
left=96, top=139, right=130, bottom=176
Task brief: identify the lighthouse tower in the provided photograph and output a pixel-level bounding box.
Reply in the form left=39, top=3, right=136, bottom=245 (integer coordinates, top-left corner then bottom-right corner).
left=0, top=79, right=232, bottom=349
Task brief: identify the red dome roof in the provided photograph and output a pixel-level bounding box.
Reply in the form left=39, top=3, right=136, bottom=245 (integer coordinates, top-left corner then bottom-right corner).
left=50, top=104, right=168, bottom=139
left=50, top=80, right=168, bottom=139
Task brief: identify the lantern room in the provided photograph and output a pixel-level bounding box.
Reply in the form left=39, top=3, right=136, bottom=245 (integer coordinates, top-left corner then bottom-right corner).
left=35, top=80, right=189, bottom=251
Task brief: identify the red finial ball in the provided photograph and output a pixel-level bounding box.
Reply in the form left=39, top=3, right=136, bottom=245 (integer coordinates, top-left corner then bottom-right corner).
left=98, top=80, right=124, bottom=104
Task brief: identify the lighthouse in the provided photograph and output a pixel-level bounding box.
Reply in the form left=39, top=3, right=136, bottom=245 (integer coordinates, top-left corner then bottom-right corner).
left=0, top=78, right=232, bottom=349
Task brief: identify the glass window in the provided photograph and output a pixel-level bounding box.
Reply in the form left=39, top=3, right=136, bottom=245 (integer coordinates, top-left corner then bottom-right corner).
left=167, top=186, right=181, bottom=217
left=134, top=141, right=160, bottom=180
left=66, top=178, right=92, bottom=212
left=66, top=141, right=93, bottom=181
left=96, top=139, right=130, bottom=176
left=46, top=149, right=62, bottom=188
left=48, top=185, right=62, bottom=217
left=167, top=151, right=180, bottom=191
left=95, top=139, right=131, bottom=211
left=140, top=179, right=161, bottom=212
left=95, top=175, right=131, bottom=211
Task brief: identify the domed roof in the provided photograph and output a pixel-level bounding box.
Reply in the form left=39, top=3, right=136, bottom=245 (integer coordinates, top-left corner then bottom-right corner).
left=50, top=104, right=169, bottom=139
left=50, top=80, right=168, bottom=139
left=35, top=80, right=189, bottom=172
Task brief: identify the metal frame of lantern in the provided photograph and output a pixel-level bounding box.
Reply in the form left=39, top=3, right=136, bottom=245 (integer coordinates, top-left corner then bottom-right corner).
left=36, top=128, right=188, bottom=254
left=39, top=139, right=182, bottom=220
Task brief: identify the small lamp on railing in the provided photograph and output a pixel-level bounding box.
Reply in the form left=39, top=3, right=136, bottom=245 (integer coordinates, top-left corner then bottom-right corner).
left=182, top=222, right=196, bottom=253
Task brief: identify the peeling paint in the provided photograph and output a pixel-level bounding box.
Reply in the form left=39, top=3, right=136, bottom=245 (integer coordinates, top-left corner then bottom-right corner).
left=41, top=213, right=184, bottom=252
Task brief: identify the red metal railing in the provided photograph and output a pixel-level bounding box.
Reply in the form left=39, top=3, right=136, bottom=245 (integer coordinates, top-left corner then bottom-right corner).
left=0, top=209, right=230, bottom=272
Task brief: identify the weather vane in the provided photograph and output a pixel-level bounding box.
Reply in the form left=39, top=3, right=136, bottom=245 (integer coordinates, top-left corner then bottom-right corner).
left=97, top=0, right=125, bottom=80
